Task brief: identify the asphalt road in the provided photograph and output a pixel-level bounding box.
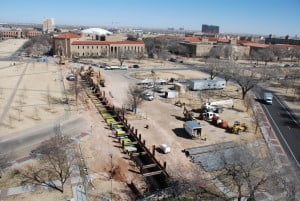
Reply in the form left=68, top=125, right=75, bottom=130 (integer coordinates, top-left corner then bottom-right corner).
left=255, top=86, right=300, bottom=168
left=0, top=116, right=86, bottom=159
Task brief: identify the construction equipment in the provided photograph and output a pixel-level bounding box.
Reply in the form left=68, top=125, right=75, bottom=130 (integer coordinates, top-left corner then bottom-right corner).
left=201, top=99, right=233, bottom=113
left=199, top=111, right=219, bottom=121
left=228, top=121, right=247, bottom=134
left=59, top=56, right=68, bottom=65
left=174, top=100, right=185, bottom=107
left=97, top=71, right=105, bottom=87
left=183, top=105, right=195, bottom=121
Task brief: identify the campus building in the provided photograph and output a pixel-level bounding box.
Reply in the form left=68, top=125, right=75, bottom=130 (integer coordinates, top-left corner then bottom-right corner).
left=43, top=18, right=55, bottom=33
left=0, top=27, right=42, bottom=39
left=53, top=28, right=145, bottom=58
left=202, top=24, right=219, bottom=34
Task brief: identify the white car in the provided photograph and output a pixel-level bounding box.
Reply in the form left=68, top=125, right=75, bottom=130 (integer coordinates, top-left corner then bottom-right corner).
left=144, top=93, right=154, bottom=101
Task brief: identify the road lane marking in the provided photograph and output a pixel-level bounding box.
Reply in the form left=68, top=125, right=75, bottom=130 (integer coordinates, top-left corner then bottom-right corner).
left=274, top=95, right=300, bottom=128
left=262, top=103, right=300, bottom=169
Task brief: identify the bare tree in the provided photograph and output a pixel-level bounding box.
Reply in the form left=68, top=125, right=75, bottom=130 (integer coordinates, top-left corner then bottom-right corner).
left=18, top=136, right=73, bottom=193
left=118, top=50, right=134, bottom=66
left=0, top=153, right=8, bottom=178
left=170, top=143, right=286, bottom=201
left=232, top=66, right=262, bottom=99
left=204, top=58, right=222, bottom=80
left=267, top=46, right=288, bottom=62
left=127, top=85, right=145, bottom=114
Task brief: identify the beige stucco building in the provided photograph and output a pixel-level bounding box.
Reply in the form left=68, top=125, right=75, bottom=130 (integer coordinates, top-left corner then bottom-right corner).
left=180, top=37, right=251, bottom=59
left=53, top=28, right=145, bottom=58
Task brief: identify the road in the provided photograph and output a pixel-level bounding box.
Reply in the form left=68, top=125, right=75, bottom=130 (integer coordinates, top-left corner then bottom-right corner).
left=254, top=87, right=300, bottom=168
left=0, top=115, right=86, bottom=158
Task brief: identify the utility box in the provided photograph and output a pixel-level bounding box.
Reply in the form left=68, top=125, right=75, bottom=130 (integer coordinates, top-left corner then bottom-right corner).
left=184, top=121, right=202, bottom=138
left=187, top=79, right=226, bottom=91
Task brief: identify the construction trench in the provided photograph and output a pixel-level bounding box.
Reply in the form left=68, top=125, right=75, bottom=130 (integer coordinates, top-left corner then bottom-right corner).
left=80, top=73, right=170, bottom=198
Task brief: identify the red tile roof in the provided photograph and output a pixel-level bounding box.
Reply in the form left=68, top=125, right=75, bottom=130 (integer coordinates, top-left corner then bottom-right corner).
left=183, top=37, right=202, bottom=43
left=72, top=40, right=144, bottom=45
left=54, top=32, right=81, bottom=39
left=155, top=35, right=184, bottom=39
left=183, top=37, right=229, bottom=43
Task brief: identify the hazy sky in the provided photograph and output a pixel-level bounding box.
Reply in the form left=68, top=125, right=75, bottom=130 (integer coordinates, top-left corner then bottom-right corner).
left=1, top=0, right=299, bottom=36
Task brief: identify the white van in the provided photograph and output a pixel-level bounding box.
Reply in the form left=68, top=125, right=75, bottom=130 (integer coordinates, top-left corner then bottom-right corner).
left=263, top=92, right=273, bottom=105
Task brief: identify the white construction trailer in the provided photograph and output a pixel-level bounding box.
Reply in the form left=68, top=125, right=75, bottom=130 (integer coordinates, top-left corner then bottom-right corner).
left=187, top=79, right=226, bottom=91
left=184, top=121, right=202, bottom=138
left=164, top=91, right=179, bottom=99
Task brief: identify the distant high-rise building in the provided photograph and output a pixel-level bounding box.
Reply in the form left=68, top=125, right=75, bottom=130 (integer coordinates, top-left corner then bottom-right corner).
left=202, top=24, right=219, bottom=34
left=179, top=27, right=184, bottom=31
left=43, top=18, right=54, bottom=33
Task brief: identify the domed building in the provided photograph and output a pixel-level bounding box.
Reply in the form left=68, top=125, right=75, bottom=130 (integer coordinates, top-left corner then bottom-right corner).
left=53, top=27, right=144, bottom=58
left=81, top=28, right=112, bottom=41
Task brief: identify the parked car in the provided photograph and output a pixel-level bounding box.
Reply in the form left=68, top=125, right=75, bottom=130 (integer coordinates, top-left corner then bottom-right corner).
left=133, top=64, right=140, bottom=68
left=66, top=74, right=76, bottom=81
left=144, top=93, right=154, bottom=101
left=169, top=58, right=177, bottom=62
left=291, top=64, right=299, bottom=67
left=283, top=64, right=290, bottom=67
left=154, top=86, right=164, bottom=93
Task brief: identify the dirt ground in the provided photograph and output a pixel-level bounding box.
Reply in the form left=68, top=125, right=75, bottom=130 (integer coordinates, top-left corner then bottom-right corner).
left=0, top=61, right=66, bottom=137
left=90, top=67, right=264, bottom=181
left=0, top=39, right=27, bottom=58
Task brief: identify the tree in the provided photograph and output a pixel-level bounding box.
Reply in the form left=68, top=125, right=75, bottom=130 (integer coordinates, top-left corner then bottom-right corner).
left=0, top=153, right=8, bottom=178
left=267, top=46, right=288, bottom=62
left=118, top=50, right=134, bottom=66
left=232, top=66, right=262, bottom=99
left=288, top=48, right=300, bottom=62
left=18, top=135, right=73, bottom=193
left=127, top=34, right=138, bottom=41
left=127, top=85, right=145, bottom=114
left=169, top=143, right=288, bottom=201
left=205, top=58, right=222, bottom=80
left=257, top=48, right=275, bottom=65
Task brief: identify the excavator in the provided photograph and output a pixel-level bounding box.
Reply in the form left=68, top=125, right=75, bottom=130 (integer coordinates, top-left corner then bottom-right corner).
left=183, top=105, right=195, bottom=121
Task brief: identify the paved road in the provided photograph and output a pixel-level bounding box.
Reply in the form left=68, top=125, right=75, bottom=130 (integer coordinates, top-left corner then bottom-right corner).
left=255, top=86, right=300, bottom=168
left=0, top=115, right=86, bottom=157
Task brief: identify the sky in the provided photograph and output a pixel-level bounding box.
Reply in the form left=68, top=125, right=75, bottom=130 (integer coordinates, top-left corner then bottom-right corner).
left=0, top=0, right=300, bottom=36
